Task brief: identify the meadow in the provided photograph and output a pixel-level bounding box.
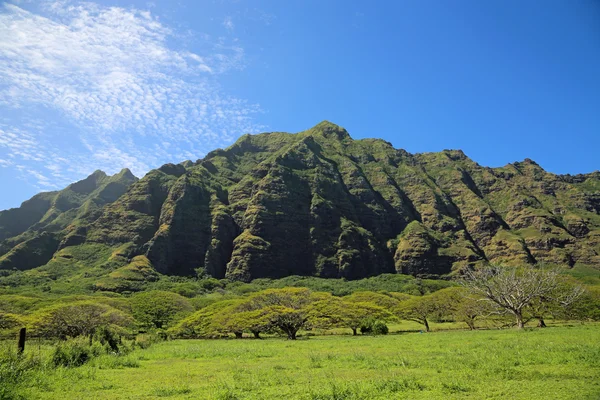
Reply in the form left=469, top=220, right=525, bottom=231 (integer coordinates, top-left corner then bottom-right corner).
left=6, top=324, right=600, bottom=400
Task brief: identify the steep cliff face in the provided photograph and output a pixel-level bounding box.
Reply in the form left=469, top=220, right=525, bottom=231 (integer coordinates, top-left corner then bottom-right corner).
left=1, top=122, right=599, bottom=287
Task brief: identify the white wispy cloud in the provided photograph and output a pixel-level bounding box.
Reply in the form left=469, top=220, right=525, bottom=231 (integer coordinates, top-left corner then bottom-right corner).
left=0, top=0, right=263, bottom=192
left=223, top=16, right=234, bottom=31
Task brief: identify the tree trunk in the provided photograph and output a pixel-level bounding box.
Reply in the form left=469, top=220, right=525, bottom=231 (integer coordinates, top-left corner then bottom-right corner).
left=234, top=331, right=243, bottom=339
left=515, top=312, right=524, bottom=329
left=466, top=320, right=475, bottom=330
left=252, top=330, right=261, bottom=339
left=424, top=319, right=430, bottom=332
left=537, top=318, right=547, bottom=328
left=351, top=328, right=357, bottom=336
left=287, top=330, right=297, bottom=340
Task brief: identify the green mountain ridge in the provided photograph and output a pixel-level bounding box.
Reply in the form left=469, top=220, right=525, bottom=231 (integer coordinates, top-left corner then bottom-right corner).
left=1, top=122, right=599, bottom=292
left=0, top=168, right=138, bottom=270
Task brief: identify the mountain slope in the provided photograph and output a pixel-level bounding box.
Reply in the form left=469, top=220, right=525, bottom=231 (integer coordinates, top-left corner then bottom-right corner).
left=0, top=122, right=598, bottom=291
left=0, top=169, right=138, bottom=271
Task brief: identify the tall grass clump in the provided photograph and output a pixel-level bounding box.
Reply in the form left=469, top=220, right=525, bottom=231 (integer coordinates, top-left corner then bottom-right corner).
left=0, top=334, right=141, bottom=399
left=0, top=343, right=46, bottom=400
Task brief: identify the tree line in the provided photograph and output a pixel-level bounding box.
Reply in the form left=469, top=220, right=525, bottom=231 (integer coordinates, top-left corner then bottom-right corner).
left=174, top=265, right=596, bottom=339
left=1, top=265, right=598, bottom=343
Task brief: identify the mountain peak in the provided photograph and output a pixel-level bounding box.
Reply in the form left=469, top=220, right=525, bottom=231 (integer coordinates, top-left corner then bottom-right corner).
left=67, top=170, right=108, bottom=194
left=309, top=121, right=351, bottom=140
left=116, top=168, right=136, bottom=180
left=90, top=170, right=108, bottom=179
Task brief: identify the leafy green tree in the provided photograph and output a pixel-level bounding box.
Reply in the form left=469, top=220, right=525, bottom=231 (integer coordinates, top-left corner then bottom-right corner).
left=33, top=301, right=133, bottom=340
left=308, top=296, right=389, bottom=335
left=453, top=295, right=490, bottom=330
left=394, top=293, right=449, bottom=332
left=245, top=288, right=317, bottom=340
left=261, top=306, right=307, bottom=340
left=211, top=300, right=274, bottom=338
left=131, top=291, right=193, bottom=329
left=230, top=308, right=274, bottom=339
left=170, top=299, right=240, bottom=338
left=431, top=287, right=489, bottom=330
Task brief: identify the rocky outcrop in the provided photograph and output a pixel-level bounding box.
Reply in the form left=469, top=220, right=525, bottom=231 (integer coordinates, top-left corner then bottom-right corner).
left=145, top=174, right=213, bottom=276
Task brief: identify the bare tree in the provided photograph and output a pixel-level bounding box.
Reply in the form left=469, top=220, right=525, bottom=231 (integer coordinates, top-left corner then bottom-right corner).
left=460, top=265, right=582, bottom=329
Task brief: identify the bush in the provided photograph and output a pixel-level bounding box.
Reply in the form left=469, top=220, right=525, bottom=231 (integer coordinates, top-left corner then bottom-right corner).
left=52, top=338, right=104, bottom=367
left=93, top=325, right=121, bottom=353
left=359, top=317, right=388, bottom=335
left=359, top=317, right=376, bottom=334
left=372, top=321, right=389, bottom=335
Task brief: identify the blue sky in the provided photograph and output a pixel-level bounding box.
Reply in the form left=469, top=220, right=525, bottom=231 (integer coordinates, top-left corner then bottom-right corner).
left=1, top=0, right=599, bottom=210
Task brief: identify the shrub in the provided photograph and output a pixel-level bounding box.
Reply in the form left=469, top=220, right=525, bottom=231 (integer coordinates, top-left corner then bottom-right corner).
left=372, top=321, right=389, bottom=335
left=359, top=316, right=376, bottom=334
left=51, top=338, right=104, bottom=367
left=359, top=317, right=388, bottom=335
left=93, top=325, right=121, bottom=353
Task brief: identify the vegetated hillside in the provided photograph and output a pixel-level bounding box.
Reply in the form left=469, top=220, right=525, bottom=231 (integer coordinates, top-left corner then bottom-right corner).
left=0, top=121, right=599, bottom=292
left=0, top=169, right=138, bottom=271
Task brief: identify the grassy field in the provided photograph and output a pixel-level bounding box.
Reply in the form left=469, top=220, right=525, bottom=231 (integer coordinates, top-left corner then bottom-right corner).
left=7, top=324, right=600, bottom=400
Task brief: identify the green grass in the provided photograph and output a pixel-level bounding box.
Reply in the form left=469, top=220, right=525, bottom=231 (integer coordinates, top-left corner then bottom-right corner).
left=8, top=324, right=600, bottom=399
